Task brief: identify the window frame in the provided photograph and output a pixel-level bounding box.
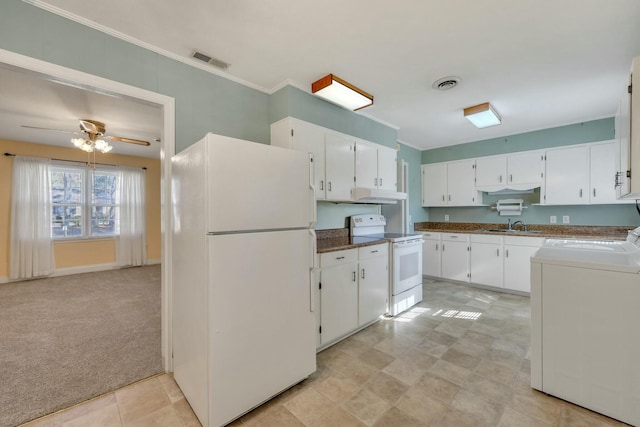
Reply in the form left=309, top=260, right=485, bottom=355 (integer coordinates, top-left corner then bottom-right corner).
left=50, top=163, right=120, bottom=241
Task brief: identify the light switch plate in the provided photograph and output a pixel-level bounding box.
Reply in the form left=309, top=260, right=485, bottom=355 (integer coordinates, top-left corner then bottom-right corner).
left=562, top=215, right=570, bottom=224
left=550, top=216, right=557, bottom=224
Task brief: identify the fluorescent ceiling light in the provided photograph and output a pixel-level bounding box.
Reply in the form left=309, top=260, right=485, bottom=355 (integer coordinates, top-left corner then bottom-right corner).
left=464, top=102, right=502, bottom=128
left=311, top=74, right=373, bottom=110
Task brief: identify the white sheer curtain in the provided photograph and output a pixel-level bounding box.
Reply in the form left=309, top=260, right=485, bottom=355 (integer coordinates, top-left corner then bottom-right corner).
left=116, top=167, right=146, bottom=266
left=10, top=155, right=55, bottom=279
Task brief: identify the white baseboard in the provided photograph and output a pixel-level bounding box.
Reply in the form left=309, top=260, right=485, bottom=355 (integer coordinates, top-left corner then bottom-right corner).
left=0, top=260, right=161, bottom=284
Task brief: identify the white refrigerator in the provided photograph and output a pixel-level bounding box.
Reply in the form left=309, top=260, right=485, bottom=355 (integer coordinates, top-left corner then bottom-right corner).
left=171, top=133, right=317, bottom=427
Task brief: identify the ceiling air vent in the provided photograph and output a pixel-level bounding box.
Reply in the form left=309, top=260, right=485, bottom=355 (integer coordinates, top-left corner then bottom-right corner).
left=191, top=50, right=230, bottom=70
left=432, top=76, right=461, bottom=90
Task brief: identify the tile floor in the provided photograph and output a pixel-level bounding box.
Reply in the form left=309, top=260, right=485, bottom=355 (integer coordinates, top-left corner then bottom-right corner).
left=21, top=280, right=628, bottom=427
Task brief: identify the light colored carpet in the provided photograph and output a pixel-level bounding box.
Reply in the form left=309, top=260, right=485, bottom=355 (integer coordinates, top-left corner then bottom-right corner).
left=0, top=265, right=163, bottom=427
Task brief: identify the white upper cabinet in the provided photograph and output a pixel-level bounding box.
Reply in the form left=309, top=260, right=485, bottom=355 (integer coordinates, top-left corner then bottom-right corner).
left=421, top=160, right=479, bottom=207
left=355, top=139, right=378, bottom=189
left=475, top=156, right=507, bottom=188
left=325, top=131, right=355, bottom=202
left=475, top=151, right=544, bottom=192
left=421, top=163, right=447, bottom=206
left=544, top=145, right=590, bottom=205
left=271, top=117, right=327, bottom=200
left=377, top=145, right=399, bottom=191
left=355, top=140, right=398, bottom=191
left=507, top=150, right=545, bottom=187
left=590, top=141, right=620, bottom=204
left=447, top=159, right=480, bottom=206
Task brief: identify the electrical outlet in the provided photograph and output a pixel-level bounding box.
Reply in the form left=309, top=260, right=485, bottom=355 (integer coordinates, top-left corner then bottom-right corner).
left=550, top=215, right=557, bottom=224
left=444, top=214, right=450, bottom=222
left=563, top=215, right=570, bottom=224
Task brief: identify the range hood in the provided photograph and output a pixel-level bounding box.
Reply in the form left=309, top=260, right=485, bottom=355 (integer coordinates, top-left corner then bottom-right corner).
left=353, top=187, right=407, bottom=204
left=478, top=183, right=540, bottom=195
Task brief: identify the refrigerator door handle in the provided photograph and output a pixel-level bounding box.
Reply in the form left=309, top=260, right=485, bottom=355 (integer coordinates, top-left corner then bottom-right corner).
left=309, top=183, right=317, bottom=227
left=309, top=153, right=317, bottom=227
left=309, top=229, right=317, bottom=312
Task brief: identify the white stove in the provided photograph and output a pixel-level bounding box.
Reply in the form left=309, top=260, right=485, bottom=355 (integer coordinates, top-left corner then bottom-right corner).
left=350, top=215, right=423, bottom=316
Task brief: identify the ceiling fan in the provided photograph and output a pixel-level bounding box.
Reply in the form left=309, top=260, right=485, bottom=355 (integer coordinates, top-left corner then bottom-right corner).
left=22, top=119, right=151, bottom=153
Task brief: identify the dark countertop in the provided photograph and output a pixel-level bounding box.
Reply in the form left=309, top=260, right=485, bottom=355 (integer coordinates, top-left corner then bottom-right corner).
left=414, top=222, right=632, bottom=241
left=316, top=228, right=390, bottom=254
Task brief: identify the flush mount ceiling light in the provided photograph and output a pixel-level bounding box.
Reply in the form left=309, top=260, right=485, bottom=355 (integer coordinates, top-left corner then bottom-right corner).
left=464, top=102, right=502, bottom=128
left=311, top=74, right=373, bottom=110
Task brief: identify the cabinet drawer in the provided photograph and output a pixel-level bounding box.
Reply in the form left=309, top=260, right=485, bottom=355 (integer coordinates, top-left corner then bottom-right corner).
left=419, top=232, right=441, bottom=240
left=470, top=234, right=503, bottom=244
left=320, top=248, right=358, bottom=268
left=358, top=243, right=388, bottom=260
left=442, top=233, right=469, bottom=242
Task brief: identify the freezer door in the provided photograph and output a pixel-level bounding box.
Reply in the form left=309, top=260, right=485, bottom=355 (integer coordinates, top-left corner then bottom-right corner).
left=203, top=133, right=314, bottom=233
left=207, top=229, right=316, bottom=427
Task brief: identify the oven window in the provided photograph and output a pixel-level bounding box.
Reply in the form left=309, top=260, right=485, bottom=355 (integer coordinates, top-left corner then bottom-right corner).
left=399, top=251, right=419, bottom=281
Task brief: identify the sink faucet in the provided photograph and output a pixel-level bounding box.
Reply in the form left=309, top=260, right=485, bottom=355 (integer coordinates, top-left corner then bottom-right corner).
left=509, top=220, right=527, bottom=231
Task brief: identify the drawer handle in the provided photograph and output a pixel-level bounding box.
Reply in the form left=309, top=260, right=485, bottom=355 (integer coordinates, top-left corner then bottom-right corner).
left=371, top=250, right=378, bottom=253
left=336, top=256, right=345, bottom=260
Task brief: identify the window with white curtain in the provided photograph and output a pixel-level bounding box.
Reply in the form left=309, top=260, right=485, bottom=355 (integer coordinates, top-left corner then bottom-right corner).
left=50, top=164, right=120, bottom=239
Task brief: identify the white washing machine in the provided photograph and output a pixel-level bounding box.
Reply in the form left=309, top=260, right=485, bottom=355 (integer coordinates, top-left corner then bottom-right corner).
left=530, top=228, right=640, bottom=426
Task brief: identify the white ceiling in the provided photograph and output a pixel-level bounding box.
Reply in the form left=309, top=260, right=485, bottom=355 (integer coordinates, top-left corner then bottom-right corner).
left=5, top=0, right=640, bottom=152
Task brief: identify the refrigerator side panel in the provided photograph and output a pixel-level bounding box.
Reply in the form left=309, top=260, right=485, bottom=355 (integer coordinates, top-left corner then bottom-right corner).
left=204, top=133, right=313, bottom=233
left=207, top=230, right=316, bottom=427
left=171, top=139, right=210, bottom=426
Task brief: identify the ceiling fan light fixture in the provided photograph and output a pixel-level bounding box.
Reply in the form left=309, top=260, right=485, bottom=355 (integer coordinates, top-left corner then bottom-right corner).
left=464, top=102, right=502, bottom=128
left=70, top=137, right=112, bottom=153
left=311, top=74, right=373, bottom=111
left=94, top=139, right=113, bottom=153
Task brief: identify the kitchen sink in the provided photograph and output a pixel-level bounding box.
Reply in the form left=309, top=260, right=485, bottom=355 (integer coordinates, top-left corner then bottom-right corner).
left=476, top=229, right=543, bottom=235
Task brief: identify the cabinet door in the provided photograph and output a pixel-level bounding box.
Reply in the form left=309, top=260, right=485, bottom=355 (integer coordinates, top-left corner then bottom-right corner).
left=447, top=159, right=479, bottom=206
left=320, top=261, right=358, bottom=345
left=421, top=235, right=441, bottom=277
left=325, top=132, right=355, bottom=201
left=503, top=245, right=539, bottom=293
left=475, top=156, right=507, bottom=187
left=544, top=145, right=589, bottom=205
left=469, top=243, right=503, bottom=287
left=441, top=239, right=469, bottom=282
left=507, top=151, right=544, bottom=185
left=355, top=139, right=378, bottom=189
left=377, top=145, right=398, bottom=191
left=590, top=141, right=622, bottom=204
left=293, top=122, right=327, bottom=200
left=358, top=254, right=388, bottom=326
left=421, top=163, right=447, bottom=206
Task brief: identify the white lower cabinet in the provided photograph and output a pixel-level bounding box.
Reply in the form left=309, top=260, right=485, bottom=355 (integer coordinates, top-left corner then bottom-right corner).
left=421, top=232, right=441, bottom=277
left=503, top=236, right=544, bottom=293
left=358, top=244, right=389, bottom=326
left=319, top=249, right=358, bottom=347
left=423, top=232, right=544, bottom=294
left=318, top=243, right=389, bottom=349
left=441, top=233, right=470, bottom=282
left=469, top=234, right=503, bottom=287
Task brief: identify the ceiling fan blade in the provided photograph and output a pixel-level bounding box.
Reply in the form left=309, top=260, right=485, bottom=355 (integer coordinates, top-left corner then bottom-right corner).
left=21, top=125, right=82, bottom=136
left=106, top=135, right=151, bottom=146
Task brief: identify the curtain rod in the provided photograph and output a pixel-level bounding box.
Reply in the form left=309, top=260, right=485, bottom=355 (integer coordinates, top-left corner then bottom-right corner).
left=3, top=152, right=147, bottom=170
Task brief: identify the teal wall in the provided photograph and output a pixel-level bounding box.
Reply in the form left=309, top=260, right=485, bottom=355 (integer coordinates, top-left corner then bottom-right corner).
left=1, top=0, right=422, bottom=231
left=398, top=143, right=429, bottom=225
left=316, top=203, right=379, bottom=230
left=421, top=118, right=639, bottom=227
left=0, top=1, right=271, bottom=154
